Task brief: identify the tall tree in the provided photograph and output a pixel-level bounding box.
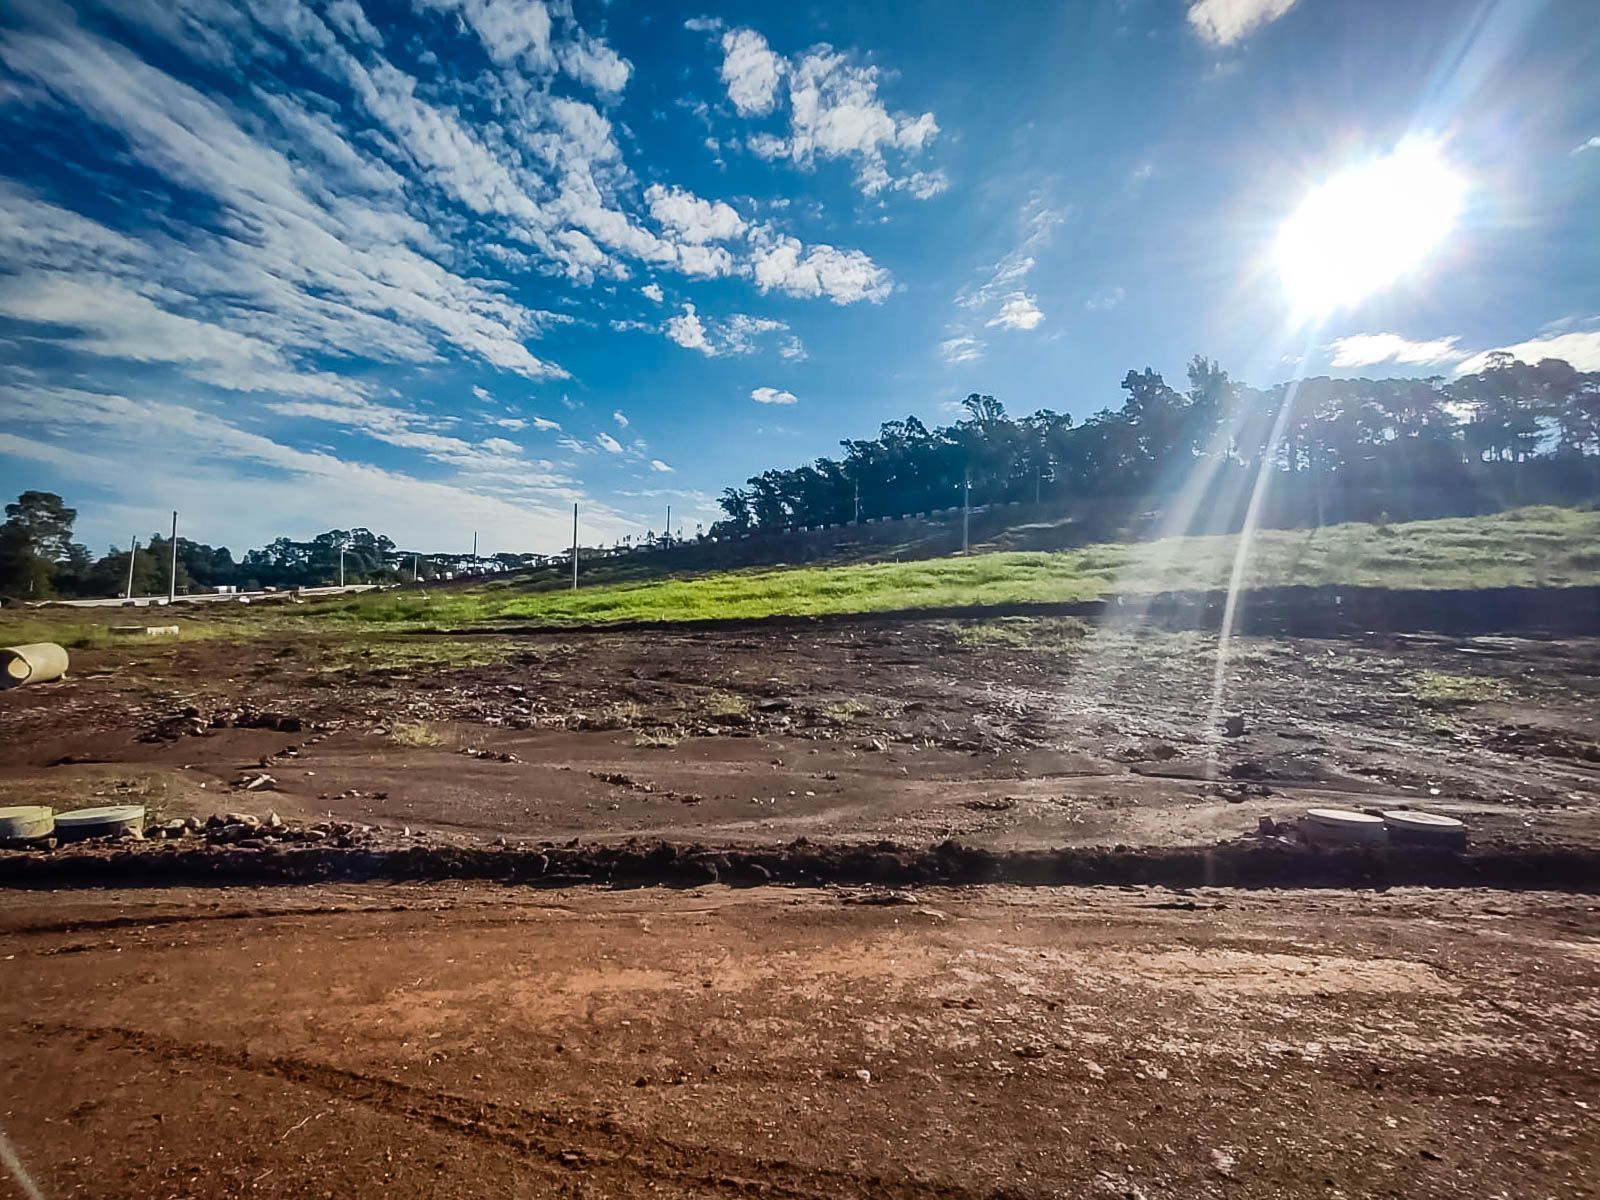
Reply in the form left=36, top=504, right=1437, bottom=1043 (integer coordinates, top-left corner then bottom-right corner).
left=0, top=491, right=78, bottom=597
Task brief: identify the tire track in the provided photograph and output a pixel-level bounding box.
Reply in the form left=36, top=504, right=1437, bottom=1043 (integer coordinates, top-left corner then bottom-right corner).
left=29, top=1020, right=1016, bottom=1200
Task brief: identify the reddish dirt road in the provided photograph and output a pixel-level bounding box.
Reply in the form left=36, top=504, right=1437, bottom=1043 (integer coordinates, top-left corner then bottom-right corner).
left=1, top=884, right=1597, bottom=1199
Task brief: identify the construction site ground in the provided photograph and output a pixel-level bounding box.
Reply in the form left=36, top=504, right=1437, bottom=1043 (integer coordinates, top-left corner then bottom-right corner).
left=1, top=884, right=1596, bottom=1199
left=1, top=614, right=1598, bottom=1197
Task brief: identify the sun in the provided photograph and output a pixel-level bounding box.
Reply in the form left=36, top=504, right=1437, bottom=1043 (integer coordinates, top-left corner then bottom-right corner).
left=1274, top=139, right=1467, bottom=315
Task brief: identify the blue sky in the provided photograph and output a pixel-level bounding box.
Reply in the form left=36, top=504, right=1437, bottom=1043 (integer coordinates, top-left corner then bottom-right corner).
left=0, top=0, right=1596, bottom=555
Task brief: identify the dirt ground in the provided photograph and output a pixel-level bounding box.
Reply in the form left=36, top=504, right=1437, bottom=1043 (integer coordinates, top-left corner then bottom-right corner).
left=2, top=617, right=1598, bottom=1197
left=0, top=883, right=1595, bottom=1199
left=1, top=619, right=1597, bottom=850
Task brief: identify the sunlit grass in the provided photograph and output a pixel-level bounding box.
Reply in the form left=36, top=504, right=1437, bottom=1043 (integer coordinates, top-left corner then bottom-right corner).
left=8, top=506, right=1594, bottom=640
left=386, top=721, right=443, bottom=747
left=299, top=506, right=1600, bottom=630
left=1406, top=670, right=1513, bottom=707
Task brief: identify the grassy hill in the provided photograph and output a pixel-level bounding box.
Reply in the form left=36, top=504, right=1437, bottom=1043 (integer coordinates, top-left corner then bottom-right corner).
left=320, top=506, right=1600, bottom=629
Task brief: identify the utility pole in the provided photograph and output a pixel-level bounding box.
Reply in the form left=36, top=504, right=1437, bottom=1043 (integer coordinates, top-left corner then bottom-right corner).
left=1035, top=467, right=1041, bottom=507
left=854, top=479, right=860, bottom=524
left=412, top=553, right=419, bottom=583
left=472, top=530, right=478, bottom=563
left=665, top=504, right=671, bottom=548
left=962, top=471, right=972, bottom=555
left=338, top=539, right=346, bottom=588
left=167, top=510, right=179, bottom=603
left=124, top=535, right=138, bottom=600
left=571, top=503, right=579, bottom=590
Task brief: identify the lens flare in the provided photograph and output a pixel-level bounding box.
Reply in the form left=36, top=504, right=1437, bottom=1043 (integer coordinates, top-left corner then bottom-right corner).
left=1274, top=139, right=1466, bottom=315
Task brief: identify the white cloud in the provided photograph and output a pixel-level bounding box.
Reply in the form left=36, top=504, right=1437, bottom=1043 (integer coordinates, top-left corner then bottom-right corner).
left=662, top=304, right=790, bottom=356
left=596, top=431, right=624, bottom=452
left=986, top=292, right=1043, bottom=331
left=1186, top=0, right=1300, bottom=46
left=665, top=302, right=713, bottom=355
left=684, top=17, right=724, bottom=34
left=644, top=183, right=746, bottom=242
left=715, top=28, right=940, bottom=198
left=1085, top=286, right=1125, bottom=311
left=940, top=335, right=984, bottom=365
left=1329, top=332, right=1465, bottom=368
left=417, top=0, right=555, bottom=71
left=0, top=24, right=570, bottom=380
left=720, top=28, right=784, bottom=116
left=0, top=381, right=633, bottom=554
left=612, top=409, right=629, bottom=427
left=558, top=32, right=631, bottom=98
left=1572, top=136, right=1600, bottom=156
left=749, top=229, right=892, bottom=304
left=720, top=313, right=786, bottom=354
left=0, top=0, right=910, bottom=551
left=946, top=196, right=1063, bottom=360
left=1455, top=330, right=1600, bottom=374
left=325, top=0, right=383, bottom=48
left=751, top=386, right=798, bottom=405
left=783, top=47, right=939, bottom=194
left=267, top=397, right=534, bottom=470
left=779, top=334, right=808, bottom=361
left=649, top=459, right=675, bottom=473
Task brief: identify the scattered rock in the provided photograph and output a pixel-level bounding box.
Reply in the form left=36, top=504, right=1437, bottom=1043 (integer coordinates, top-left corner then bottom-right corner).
left=1223, top=714, right=1247, bottom=738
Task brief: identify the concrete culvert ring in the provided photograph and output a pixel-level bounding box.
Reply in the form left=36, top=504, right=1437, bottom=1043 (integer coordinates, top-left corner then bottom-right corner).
left=54, top=805, right=145, bottom=841
left=1303, top=808, right=1387, bottom=845
left=0, top=643, right=69, bottom=689
left=0, top=806, right=54, bottom=841
left=1383, top=810, right=1468, bottom=847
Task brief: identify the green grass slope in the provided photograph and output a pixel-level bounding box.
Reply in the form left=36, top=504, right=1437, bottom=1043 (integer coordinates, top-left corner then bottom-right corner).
left=316, top=506, right=1600, bottom=630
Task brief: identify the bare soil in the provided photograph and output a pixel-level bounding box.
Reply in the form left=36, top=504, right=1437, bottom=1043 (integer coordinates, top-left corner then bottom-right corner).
left=1, top=619, right=1597, bottom=853
left=1, top=884, right=1596, bottom=1199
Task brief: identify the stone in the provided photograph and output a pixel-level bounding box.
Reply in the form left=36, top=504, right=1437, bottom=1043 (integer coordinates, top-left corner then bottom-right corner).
left=1224, top=714, right=1247, bottom=737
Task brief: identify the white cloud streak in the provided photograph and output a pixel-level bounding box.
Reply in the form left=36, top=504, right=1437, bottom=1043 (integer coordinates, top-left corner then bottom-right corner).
left=1455, top=330, right=1600, bottom=374
left=1328, top=332, right=1464, bottom=368
left=985, top=293, right=1043, bottom=331
left=1186, top=0, right=1300, bottom=45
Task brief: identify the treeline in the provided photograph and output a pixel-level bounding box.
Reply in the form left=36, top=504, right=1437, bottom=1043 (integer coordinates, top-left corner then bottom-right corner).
left=0, top=495, right=537, bottom=600
left=712, top=353, right=1600, bottom=534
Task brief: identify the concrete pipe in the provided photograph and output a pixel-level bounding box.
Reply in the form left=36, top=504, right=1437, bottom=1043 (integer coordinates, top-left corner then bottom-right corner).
left=1382, top=810, right=1468, bottom=848
left=0, top=806, right=54, bottom=841
left=1302, top=807, right=1387, bottom=845
left=55, top=805, right=145, bottom=840
left=0, top=642, right=69, bottom=689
